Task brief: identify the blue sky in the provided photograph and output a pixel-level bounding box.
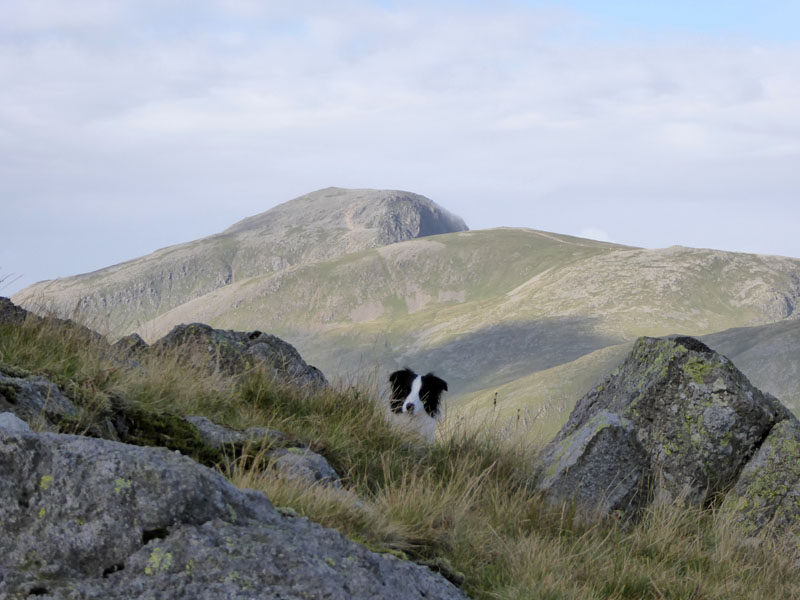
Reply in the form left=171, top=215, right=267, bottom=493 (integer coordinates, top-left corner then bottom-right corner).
left=2, top=0, right=799, bottom=296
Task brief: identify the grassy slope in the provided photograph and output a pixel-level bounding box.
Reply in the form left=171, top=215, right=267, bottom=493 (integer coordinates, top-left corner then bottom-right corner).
left=135, top=229, right=800, bottom=435
left=1, top=312, right=798, bottom=600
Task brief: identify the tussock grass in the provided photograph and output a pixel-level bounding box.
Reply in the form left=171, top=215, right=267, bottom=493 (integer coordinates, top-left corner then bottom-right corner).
left=1, top=311, right=799, bottom=599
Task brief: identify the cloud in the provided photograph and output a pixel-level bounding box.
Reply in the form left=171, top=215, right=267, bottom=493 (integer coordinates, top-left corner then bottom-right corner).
left=1, top=1, right=799, bottom=294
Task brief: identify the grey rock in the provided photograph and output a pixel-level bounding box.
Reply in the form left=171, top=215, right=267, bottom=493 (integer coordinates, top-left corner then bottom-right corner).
left=0, top=370, right=78, bottom=430
left=152, top=323, right=327, bottom=387
left=541, top=336, right=791, bottom=517
left=185, top=415, right=287, bottom=449
left=0, top=429, right=277, bottom=586
left=20, top=517, right=466, bottom=600
left=113, top=332, right=148, bottom=355
left=0, top=411, right=30, bottom=431
left=271, top=446, right=342, bottom=489
left=185, top=415, right=249, bottom=447
left=725, top=418, right=800, bottom=535
left=0, top=429, right=465, bottom=599
left=535, top=410, right=651, bottom=521
left=0, top=296, right=29, bottom=326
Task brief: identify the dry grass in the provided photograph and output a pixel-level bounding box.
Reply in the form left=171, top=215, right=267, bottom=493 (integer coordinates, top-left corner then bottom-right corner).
left=1, top=311, right=799, bottom=599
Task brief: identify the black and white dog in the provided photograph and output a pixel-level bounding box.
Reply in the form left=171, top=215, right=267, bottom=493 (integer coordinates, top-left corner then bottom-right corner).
left=387, top=368, right=448, bottom=442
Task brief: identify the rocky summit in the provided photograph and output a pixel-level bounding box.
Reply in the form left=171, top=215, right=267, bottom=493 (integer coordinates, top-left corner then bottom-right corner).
left=535, top=335, right=800, bottom=531
left=13, top=187, right=468, bottom=336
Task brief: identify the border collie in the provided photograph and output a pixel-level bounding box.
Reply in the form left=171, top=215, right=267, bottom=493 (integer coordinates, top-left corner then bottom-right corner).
left=387, top=368, right=448, bottom=442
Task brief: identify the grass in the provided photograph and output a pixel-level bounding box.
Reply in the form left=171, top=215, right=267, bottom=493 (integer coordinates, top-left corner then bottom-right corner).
left=1, top=309, right=799, bottom=599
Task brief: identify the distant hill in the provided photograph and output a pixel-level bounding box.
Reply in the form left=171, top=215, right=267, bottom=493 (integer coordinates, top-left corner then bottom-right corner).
left=14, top=188, right=800, bottom=436
left=14, top=188, right=467, bottom=334
left=702, top=318, right=800, bottom=411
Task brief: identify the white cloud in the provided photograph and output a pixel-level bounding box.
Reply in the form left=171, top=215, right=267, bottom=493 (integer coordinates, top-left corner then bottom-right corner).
left=1, top=1, right=799, bottom=295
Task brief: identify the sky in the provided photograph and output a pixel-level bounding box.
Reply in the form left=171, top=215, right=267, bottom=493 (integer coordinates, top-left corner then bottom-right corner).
left=2, top=0, right=800, bottom=296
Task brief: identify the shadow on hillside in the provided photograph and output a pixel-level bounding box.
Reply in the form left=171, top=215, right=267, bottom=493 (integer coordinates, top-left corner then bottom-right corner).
left=407, top=316, right=621, bottom=396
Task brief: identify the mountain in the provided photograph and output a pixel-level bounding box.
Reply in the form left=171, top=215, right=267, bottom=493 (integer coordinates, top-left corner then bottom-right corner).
left=13, top=188, right=467, bottom=334
left=14, top=188, right=800, bottom=435
left=133, top=229, right=800, bottom=431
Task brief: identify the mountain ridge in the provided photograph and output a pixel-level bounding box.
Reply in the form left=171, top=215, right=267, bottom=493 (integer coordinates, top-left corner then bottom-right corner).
left=14, top=188, right=468, bottom=334
left=13, top=187, right=800, bottom=433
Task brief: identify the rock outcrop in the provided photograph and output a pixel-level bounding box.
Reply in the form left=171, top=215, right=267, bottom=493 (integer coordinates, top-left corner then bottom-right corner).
left=0, top=363, right=79, bottom=431
left=151, top=322, right=327, bottom=386
left=725, top=418, right=800, bottom=534
left=0, top=426, right=466, bottom=599
left=536, top=336, right=796, bottom=529
left=535, top=410, right=651, bottom=520
left=185, top=415, right=289, bottom=449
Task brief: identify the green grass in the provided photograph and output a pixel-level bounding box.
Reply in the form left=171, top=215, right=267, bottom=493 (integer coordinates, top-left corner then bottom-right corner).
left=1, top=312, right=799, bottom=599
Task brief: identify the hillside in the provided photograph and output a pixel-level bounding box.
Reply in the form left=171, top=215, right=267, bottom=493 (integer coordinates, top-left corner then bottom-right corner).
left=13, top=188, right=467, bottom=334
left=134, top=230, right=800, bottom=419
left=13, top=188, right=800, bottom=435
left=702, top=318, right=800, bottom=410
left=2, top=299, right=799, bottom=599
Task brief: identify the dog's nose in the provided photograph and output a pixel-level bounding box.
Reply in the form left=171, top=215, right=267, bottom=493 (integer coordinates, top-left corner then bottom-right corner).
left=405, top=403, right=415, bottom=413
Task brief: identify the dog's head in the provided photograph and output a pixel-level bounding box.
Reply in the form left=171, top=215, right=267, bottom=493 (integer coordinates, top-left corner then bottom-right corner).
left=388, top=368, right=448, bottom=418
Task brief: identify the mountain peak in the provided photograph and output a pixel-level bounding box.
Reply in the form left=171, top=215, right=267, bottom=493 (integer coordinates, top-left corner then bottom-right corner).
left=13, top=187, right=468, bottom=336
left=223, top=187, right=468, bottom=242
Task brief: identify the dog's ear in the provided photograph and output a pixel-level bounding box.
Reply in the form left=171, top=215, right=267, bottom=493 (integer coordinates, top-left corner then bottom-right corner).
left=420, top=373, right=448, bottom=416
left=389, top=368, right=416, bottom=396
left=389, top=368, right=416, bottom=414
left=422, top=373, right=448, bottom=393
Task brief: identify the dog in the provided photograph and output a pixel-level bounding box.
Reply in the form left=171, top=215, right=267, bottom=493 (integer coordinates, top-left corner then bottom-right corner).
left=387, top=368, right=448, bottom=442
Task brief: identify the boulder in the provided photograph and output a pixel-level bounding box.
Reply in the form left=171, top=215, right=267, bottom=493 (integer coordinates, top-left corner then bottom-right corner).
left=0, top=365, right=78, bottom=430
left=725, top=418, right=800, bottom=535
left=152, top=323, right=327, bottom=387
left=0, top=428, right=465, bottom=599
left=0, top=296, right=29, bottom=326
left=271, top=446, right=342, bottom=489
left=537, top=336, right=792, bottom=519
left=535, top=410, right=651, bottom=521
left=113, top=332, right=148, bottom=355
left=185, top=415, right=289, bottom=449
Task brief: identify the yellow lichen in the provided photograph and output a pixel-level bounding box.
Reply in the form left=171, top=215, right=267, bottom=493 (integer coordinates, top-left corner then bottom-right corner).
left=145, top=547, right=173, bottom=575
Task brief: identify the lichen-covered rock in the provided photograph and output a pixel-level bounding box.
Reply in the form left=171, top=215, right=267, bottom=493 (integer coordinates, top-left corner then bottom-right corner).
left=0, top=429, right=465, bottom=599
left=152, top=323, right=327, bottom=387
left=271, top=446, right=342, bottom=489
left=0, top=368, right=78, bottom=430
left=535, top=410, right=651, bottom=521
left=542, top=336, right=791, bottom=516
left=725, top=418, right=800, bottom=535
left=0, top=429, right=277, bottom=586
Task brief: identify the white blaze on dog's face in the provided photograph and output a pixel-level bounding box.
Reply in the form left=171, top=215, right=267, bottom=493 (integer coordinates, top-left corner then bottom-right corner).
left=388, top=368, right=448, bottom=442
left=402, top=375, right=424, bottom=415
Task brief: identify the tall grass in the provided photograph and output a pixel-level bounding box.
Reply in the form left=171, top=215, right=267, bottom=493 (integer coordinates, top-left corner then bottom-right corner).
left=1, top=311, right=799, bottom=599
